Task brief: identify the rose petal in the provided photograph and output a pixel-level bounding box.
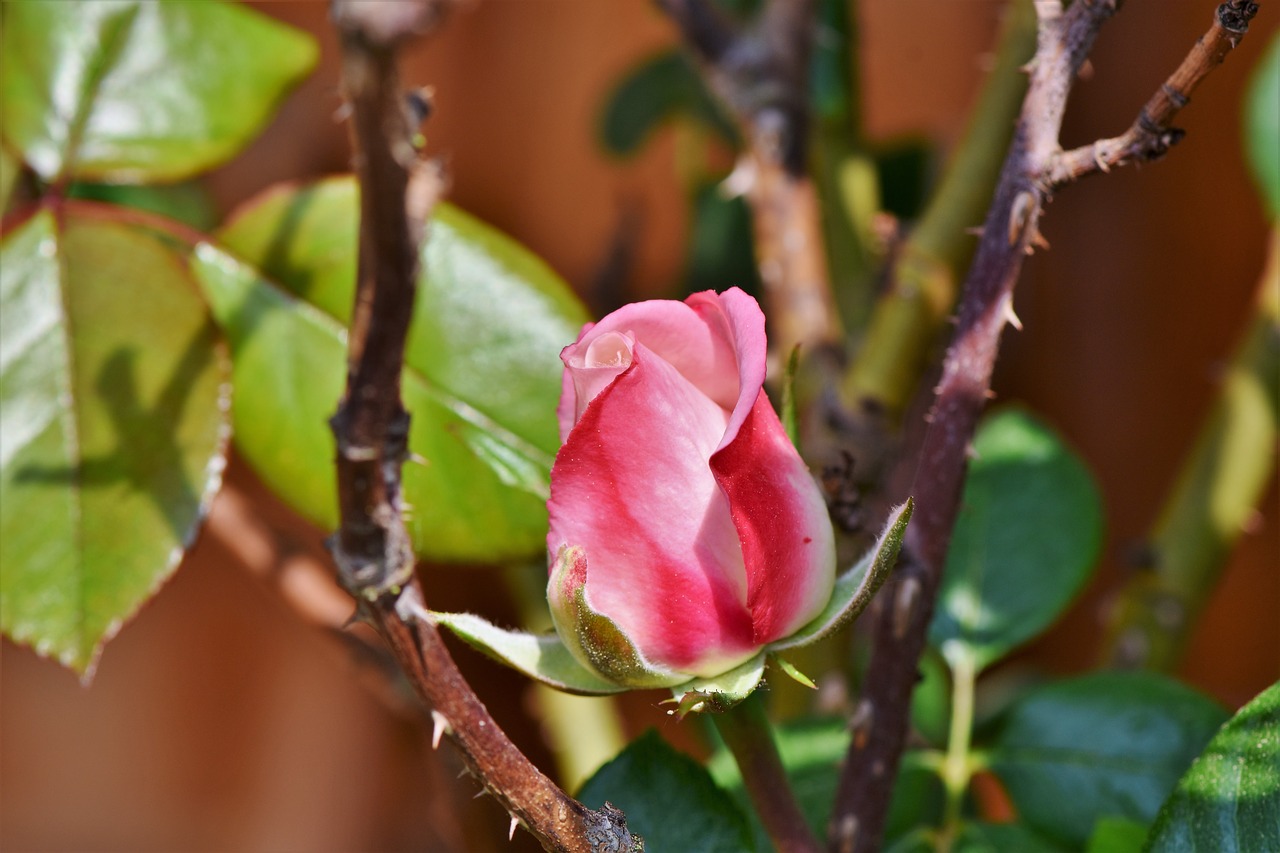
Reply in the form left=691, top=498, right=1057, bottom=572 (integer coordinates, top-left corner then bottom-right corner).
left=711, top=391, right=836, bottom=644
left=562, top=294, right=741, bottom=414
left=547, top=341, right=757, bottom=675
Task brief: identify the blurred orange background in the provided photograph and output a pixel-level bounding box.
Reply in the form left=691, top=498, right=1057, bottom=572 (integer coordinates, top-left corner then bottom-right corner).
left=2, top=2, right=1276, bottom=851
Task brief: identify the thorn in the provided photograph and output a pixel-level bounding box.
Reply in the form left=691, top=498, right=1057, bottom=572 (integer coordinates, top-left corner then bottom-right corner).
left=431, top=710, right=450, bottom=750
left=333, top=101, right=353, bottom=123
left=509, top=815, right=519, bottom=841
left=1008, top=190, right=1036, bottom=246
left=965, top=441, right=980, bottom=460
left=1002, top=294, right=1023, bottom=330
left=720, top=156, right=757, bottom=199
left=1030, top=226, right=1051, bottom=251
left=984, top=389, right=998, bottom=400
left=473, top=789, right=490, bottom=800
left=1077, top=58, right=1095, bottom=81
left=394, top=585, right=431, bottom=624
left=965, top=226, right=985, bottom=237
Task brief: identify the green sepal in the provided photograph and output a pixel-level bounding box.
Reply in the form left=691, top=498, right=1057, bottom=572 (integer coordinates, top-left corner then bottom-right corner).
left=429, top=610, right=625, bottom=696
left=549, top=546, right=689, bottom=689
left=667, top=653, right=767, bottom=718
left=770, top=499, right=913, bottom=651
left=771, top=654, right=817, bottom=690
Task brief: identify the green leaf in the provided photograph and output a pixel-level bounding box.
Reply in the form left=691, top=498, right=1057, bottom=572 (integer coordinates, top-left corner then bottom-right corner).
left=579, top=730, right=757, bottom=853
left=954, top=822, right=1067, bottom=852
left=1, top=0, right=316, bottom=183
left=909, top=646, right=951, bottom=748
left=930, top=409, right=1103, bottom=671
left=428, top=610, right=624, bottom=695
left=771, top=499, right=912, bottom=651
left=0, top=210, right=229, bottom=678
left=988, top=671, right=1227, bottom=847
left=598, top=50, right=738, bottom=157
left=0, top=146, right=18, bottom=214
left=68, top=181, right=217, bottom=231
left=199, top=177, right=590, bottom=561
left=1145, top=679, right=1280, bottom=852
left=1244, top=32, right=1280, bottom=219
left=1085, top=817, right=1148, bottom=853
left=708, top=718, right=943, bottom=850
left=685, top=182, right=761, bottom=297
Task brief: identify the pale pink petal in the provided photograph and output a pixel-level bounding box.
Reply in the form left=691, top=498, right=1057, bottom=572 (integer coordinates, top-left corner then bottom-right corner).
left=547, top=342, right=757, bottom=675
left=711, top=392, right=836, bottom=644
left=703, top=287, right=769, bottom=451
left=565, top=296, right=740, bottom=412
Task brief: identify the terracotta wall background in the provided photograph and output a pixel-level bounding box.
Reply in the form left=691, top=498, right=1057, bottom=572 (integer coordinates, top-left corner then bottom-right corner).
left=2, top=2, right=1276, bottom=851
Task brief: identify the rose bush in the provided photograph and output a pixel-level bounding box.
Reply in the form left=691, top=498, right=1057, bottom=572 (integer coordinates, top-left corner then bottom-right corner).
left=545, top=288, right=837, bottom=687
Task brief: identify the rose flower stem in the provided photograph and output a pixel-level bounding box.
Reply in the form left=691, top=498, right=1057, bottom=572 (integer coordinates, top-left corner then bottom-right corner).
left=713, top=693, right=822, bottom=853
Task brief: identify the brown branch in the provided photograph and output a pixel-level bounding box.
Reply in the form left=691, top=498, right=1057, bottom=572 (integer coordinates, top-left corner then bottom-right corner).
left=327, top=3, right=639, bottom=850
left=659, top=0, right=842, bottom=357
left=1047, top=0, right=1261, bottom=186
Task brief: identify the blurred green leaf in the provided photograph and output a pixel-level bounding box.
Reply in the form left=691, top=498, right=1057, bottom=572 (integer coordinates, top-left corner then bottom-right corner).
left=0, top=209, right=229, bottom=678
left=685, top=181, right=761, bottom=298
left=930, top=409, right=1103, bottom=671
left=708, top=717, right=943, bottom=849
left=1, top=0, right=316, bottom=183
left=1146, top=680, right=1280, bottom=852
left=910, top=646, right=951, bottom=748
left=1244, top=32, right=1280, bottom=219
left=0, top=146, right=18, bottom=214
left=197, top=177, right=589, bottom=562
left=578, top=730, right=757, bottom=853
left=954, top=822, right=1067, bottom=852
left=68, top=181, right=218, bottom=231
left=1085, top=817, right=1148, bottom=853
left=599, top=50, right=737, bottom=157
left=988, top=671, right=1226, bottom=847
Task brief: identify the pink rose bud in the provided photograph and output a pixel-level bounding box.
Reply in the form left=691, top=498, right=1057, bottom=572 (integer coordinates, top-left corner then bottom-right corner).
left=546, top=288, right=836, bottom=687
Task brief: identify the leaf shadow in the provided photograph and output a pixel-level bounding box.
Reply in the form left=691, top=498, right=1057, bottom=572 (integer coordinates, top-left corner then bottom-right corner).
left=15, top=317, right=221, bottom=542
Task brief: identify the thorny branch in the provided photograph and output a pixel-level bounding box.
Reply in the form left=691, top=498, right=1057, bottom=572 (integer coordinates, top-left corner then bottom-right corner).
left=1047, top=0, right=1262, bottom=186
left=327, top=2, right=639, bottom=850
left=827, top=2, right=1261, bottom=851
left=660, top=0, right=842, bottom=358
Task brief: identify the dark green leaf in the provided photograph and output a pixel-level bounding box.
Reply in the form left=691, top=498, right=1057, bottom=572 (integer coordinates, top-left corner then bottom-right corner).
left=1, top=0, right=316, bottom=183
left=1145, top=680, right=1280, bottom=852
left=197, top=177, right=589, bottom=561
left=707, top=717, right=943, bottom=849
left=578, top=730, right=757, bottom=853
left=1244, top=32, right=1280, bottom=219
left=910, top=646, right=951, bottom=748
left=954, top=821, right=1067, bottom=853
left=68, top=181, right=217, bottom=231
left=1086, top=817, right=1148, bottom=853
left=598, top=50, right=738, bottom=157
left=0, top=210, right=229, bottom=678
left=988, top=671, right=1227, bottom=847
left=685, top=182, right=761, bottom=298
left=930, top=409, right=1103, bottom=671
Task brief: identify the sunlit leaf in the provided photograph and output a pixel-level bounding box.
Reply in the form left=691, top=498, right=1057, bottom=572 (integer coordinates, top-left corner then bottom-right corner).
left=930, top=409, right=1103, bottom=671
left=1, top=0, right=316, bottom=183
left=0, top=209, right=229, bottom=678
left=1146, top=680, right=1280, bottom=852
left=197, top=177, right=590, bottom=562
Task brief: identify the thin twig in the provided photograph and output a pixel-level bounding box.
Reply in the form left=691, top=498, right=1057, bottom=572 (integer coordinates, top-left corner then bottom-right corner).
left=660, top=0, right=842, bottom=358
left=827, top=1, right=1259, bottom=850
left=327, top=3, right=639, bottom=850
left=1046, top=0, right=1261, bottom=187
